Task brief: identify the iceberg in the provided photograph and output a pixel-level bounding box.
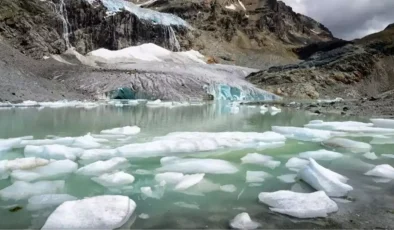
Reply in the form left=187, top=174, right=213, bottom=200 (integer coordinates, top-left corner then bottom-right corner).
left=0, top=180, right=65, bottom=201
left=230, top=212, right=260, bottom=230
left=24, top=145, right=83, bottom=161
left=27, top=194, right=77, bottom=211
left=42, top=195, right=136, bottom=229
left=298, top=149, right=343, bottom=161
left=246, top=171, right=271, bottom=183
left=100, top=126, right=141, bottom=136
left=365, top=164, right=394, bottom=179
left=10, top=160, right=78, bottom=182
left=370, top=118, right=394, bottom=128
left=157, top=157, right=238, bottom=174
left=297, top=158, right=352, bottom=197
left=76, top=157, right=129, bottom=176
left=117, top=131, right=285, bottom=158
left=285, top=157, right=309, bottom=172
left=258, top=190, right=338, bottom=218
left=92, top=171, right=135, bottom=187
left=272, top=126, right=340, bottom=142
left=322, top=138, right=372, bottom=153
left=241, top=153, right=281, bottom=169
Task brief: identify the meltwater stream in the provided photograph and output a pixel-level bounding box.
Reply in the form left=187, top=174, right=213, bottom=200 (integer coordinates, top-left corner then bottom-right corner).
left=0, top=101, right=394, bottom=229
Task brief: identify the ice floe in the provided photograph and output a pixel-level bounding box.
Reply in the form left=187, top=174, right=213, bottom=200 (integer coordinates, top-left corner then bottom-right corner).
left=246, top=171, right=271, bottom=183
left=220, top=184, right=237, bottom=193
left=363, top=152, right=378, bottom=160
left=365, top=164, right=394, bottom=179
left=370, top=118, right=394, bottom=128
left=10, top=160, right=77, bottom=182
left=27, top=194, right=77, bottom=211
left=241, top=153, right=281, bottom=169
left=41, top=195, right=136, bottom=229
left=76, top=157, right=129, bottom=176
left=370, top=135, right=394, bottom=145
left=24, top=145, right=83, bottom=161
left=92, top=171, right=135, bottom=187
left=258, top=190, right=338, bottom=218
left=322, top=138, right=372, bottom=153
left=285, top=157, right=309, bottom=172
left=0, top=180, right=65, bottom=201
left=298, top=149, right=343, bottom=161
left=277, top=174, right=297, bottom=183
left=304, top=120, right=373, bottom=131
left=297, top=158, right=352, bottom=197
left=230, top=212, right=260, bottom=229
left=272, top=126, right=340, bottom=142
left=100, top=126, right=141, bottom=136
left=157, top=157, right=238, bottom=174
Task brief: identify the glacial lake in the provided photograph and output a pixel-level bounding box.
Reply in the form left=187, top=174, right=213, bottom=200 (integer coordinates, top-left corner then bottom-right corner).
left=0, top=101, right=393, bottom=229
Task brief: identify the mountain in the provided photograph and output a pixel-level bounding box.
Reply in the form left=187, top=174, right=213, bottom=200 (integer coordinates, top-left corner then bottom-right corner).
left=247, top=24, right=394, bottom=100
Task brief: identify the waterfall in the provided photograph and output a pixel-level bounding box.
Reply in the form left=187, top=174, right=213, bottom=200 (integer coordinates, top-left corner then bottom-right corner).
left=166, top=26, right=181, bottom=52
left=54, top=0, right=71, bottom=48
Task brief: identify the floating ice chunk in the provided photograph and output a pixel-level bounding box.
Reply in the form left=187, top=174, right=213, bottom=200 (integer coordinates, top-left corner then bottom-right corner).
left=27, top=194, right=77, bottom=211
left=370, top=118, right=394, bottom=128
left=18, top=137, right=75, bottom=148
left=76, top=157, right=129, bottom=176
left=157, top=158, right=238, bottom=174
left=363, top=152, right=378, bottom=160
left=139, top=213, right=149, bottom=219
left=230, top=212, right=260, bottom=230
left=382, top=154, right=394, bottom=159
left=230, top=106, right=240, bottom=114
left=155, top=172, right=184, bottom=184
left=24, top=145, right=83, bottom=161
left=304, top=120, right=373, bottom=131
left=323, top=138, right=372, bottom=153
left=269, top=106, right=281, bottom=112
left=246, top=171, right=271, bottom=183
left=0, top=180, right=65, bottom=201
left=272, top=126, right=339, bottom=142
left=285, top=157, right=309, bottom=172
left=140, top=186, right=163, bottom=199
left=258, top=190, right=338, bottom=218
left=134, top=169, right=152, bottom=175
left=174, top=173, right=205, bottom=191
left=11, top=160, right=77, bottom=182
left=260, top=105, right=268, bottom=111
left=0, top=161, right=9, bottom=180
left=370, top=135, right=394, bottom=145
left=92, top=171, right=135, bottom=187
left=100, top=126, right=141, bottom=136
left=277, top=174, right=297, bottom=183
left=241, top=153, right=281, bottom=169
left=299, top=149, right=343, bottom=161
left=5, top=157, right=50, bottom=171
left=0, top=138, right=22, bottom=152
left=174, top=201, right=199, bottom=209
left=298, top=158, right=352, bottom=197
left=72, top=134, right=104, bottom=149
left=220, top=184, right=237, bottom=193
left=42, top=195, right=136, bottom=229
left=80, top=149, right=118, bottom=162
left=332, top=198, right=352, bottom=203
left=365, top=164, right=394, bottom=179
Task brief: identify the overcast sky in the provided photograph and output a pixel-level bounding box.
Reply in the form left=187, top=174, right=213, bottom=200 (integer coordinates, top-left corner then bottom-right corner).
left=281, top=0, right=394, bottom=40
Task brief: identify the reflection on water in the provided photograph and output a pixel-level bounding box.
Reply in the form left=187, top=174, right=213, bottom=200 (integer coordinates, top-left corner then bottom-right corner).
left=0, top=102, right=393, bottom=229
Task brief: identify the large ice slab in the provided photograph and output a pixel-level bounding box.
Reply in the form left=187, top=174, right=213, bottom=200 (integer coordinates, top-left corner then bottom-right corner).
left=297, top=158, right=352, bottom=197
left=76, top=157, right=129, bottom=176
left=27, top=194, right=77, bottom=211
left=0, top=180, right=65, bottom=201
left=92, top=171, right=135, bottom=187
left=24, top=145, right=83, bottom=161
left=230, top=212, right=260, bottom=230
left=241, top=153, right=281, bottom=169
left=365, top=164, right=394, bottom=179
left=100, top=126, right=141, bottom=136
left=272, top=126, right=340, bottom=142
left=117, top=131, right=285, bottom=158
left=42, top=195, right=136, bottom=229
left=157, top=157, right=238, bottom=174
left=322, top=138, right=372, bottom=153
left=370, top=118, right=394, bottom=128
left=258, top=190, right=338, bottom=218
left=10, top=160, right=77, bottom=182
left=299, top=149, right=343, bottom=161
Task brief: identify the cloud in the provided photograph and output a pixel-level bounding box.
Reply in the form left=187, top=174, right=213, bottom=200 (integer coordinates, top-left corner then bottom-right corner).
left=281, top=0, right=394, bottom=40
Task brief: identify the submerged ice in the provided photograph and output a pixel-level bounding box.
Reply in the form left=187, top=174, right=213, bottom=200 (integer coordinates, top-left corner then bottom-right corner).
left=157, top=157, right=238, bottom=174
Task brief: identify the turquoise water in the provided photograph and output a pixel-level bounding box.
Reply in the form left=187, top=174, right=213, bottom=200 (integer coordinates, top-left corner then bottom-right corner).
left=0, top=102, right=393, bottom=229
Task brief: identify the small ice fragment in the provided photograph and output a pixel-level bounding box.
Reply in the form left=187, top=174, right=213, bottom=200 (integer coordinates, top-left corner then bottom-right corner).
left=174, top=201, right=199, bottom=209
left=139, top=213, right=149, bottom=219
left=134, top=169, right=152, bottom=175
left=230, top=212, right=260, bottom=229
left=140, top=186, right=162, bottom=199
left=258, top=190, right=338, bottom=218
left=363, top=152, right=378, bottom=160
left=27, top=194, right=77, bottom=211
left=92, top=171, right=135, bottom=187
left=100, top=126, right=141, bottom=135
left=272, top=126, right=337, bottom=142
left=76, top=157, right=129, bottom=176
left=285, top=157, right=309, bottom=172
left=0, top=180, right=65, bottom=201
left=155, top=172, right=184, bottom=184
left=332, top=198, right=352, bottom=204
left=299, top=149, right=343, bottom=161
left=220, top=184, right=237, bottom=193
left=80, top=149, right=118, bottom=161
left=277, top=174, right=297, bottom=183
left=157, top=158, right=238, bottom=174
left=174, top=173, right=204, bottom=191
left=246, top=171, right=271, bottom=183
left=382, top=154, right=394, bottom=159
left=365, top=164, right=394, bottom=179
left=269, top=106, right=281, bottom=112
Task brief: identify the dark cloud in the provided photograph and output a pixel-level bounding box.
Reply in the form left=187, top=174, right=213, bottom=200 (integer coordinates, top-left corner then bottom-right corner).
left=281, top=0, right=394, bottom=39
